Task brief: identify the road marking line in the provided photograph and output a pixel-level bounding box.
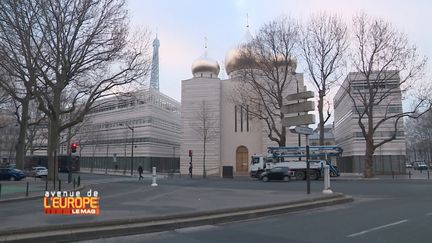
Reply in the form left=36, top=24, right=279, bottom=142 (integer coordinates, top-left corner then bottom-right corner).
left=347, top=220, right=408, bottom=238
left=427, top=213, right=432, bottom=216
left=175, top=225, right=219, bottom=233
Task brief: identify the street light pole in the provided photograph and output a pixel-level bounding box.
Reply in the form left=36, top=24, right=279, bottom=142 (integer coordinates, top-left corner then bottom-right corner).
left=122, top=123, right=134, bottom=176
left=172, top=146, right=175, bottom=173
left=129, top=125, right=134, bottom=176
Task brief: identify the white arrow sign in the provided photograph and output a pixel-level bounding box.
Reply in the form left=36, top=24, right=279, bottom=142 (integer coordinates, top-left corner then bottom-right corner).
left=289, top=126, right=314, bottom=135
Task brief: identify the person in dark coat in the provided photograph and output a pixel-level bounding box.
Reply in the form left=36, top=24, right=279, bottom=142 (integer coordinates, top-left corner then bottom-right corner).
left=138, top=165, right=144, bottom=180
left=188, top=162, right=193, bottom=178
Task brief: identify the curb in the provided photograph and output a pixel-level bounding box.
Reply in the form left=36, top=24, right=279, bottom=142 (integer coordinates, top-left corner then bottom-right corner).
left=0, top=185, right=85, bottom=204
left=0, top=193, right=353, bottom=243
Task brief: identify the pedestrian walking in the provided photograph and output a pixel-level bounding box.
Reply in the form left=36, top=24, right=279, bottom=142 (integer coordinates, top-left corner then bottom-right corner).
left=138, top=165, right=144, bottom=180
left=188, top=162, right=193, bottom=178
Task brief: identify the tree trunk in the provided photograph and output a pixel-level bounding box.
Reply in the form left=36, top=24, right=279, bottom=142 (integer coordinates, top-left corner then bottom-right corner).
left=280, top=124, right=287, bottom=147
left=47, top=119, right=60, bottom=180
left=67, top=127, right=72, bottom=155
left=203, top=139, right=206, bottom=178
left=15, top=99, right=29, bottom=170
left=318, top=91, right=325, bottom=146
left=364, top=135, right=375, bottom=178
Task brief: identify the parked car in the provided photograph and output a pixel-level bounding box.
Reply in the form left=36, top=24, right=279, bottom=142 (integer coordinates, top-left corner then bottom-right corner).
left=260, top=167, right=294, bottom=182
left=0, top=168, right=26, bottom=181
left=413, top=161, right=428, bottom=171
left=32, top=166, right=48, bottom=177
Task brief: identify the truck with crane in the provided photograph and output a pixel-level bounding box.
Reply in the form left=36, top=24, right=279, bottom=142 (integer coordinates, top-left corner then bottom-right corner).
left=250, top=146, right=343, bottom=180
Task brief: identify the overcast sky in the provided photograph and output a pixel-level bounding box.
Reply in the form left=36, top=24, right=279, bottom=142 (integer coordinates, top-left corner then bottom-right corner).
left=128, top=0, right=431, bottom=102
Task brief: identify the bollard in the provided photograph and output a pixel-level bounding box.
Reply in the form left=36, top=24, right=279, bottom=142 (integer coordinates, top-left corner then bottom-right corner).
left=78, top=176, right=81, bottom=187
left=151, top=166, right=158, bottom=187
left=409, top=170, right=411, bottom=179
left=45, top=176, right=48, bottom=191
left=428, top=170, right=430, bottom=180
left=73, top=178, right=76, bottom=189
left=58, top=180, right=61, bottom=191
left=392, top=171, right=394, bottom=180
left=322, top=165, right=333, bottom=194
left=26, top=182, right=29, bottom=197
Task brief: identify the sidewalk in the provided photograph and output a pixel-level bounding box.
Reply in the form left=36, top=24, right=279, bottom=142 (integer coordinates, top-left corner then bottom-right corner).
left=335, top=169, right=432, bottom=181
left=79, top=167, right=170, bottom=178
left=0, top=177, right=82, bottom=202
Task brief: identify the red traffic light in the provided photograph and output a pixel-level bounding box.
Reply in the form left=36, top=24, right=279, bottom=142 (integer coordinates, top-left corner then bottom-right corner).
left=71, top=143, right=78, bottom=153
left=188, top=150, right=193, bottom=157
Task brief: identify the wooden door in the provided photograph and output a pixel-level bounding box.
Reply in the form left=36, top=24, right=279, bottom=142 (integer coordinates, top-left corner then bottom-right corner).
left=236, top=146, right=249, bottom=172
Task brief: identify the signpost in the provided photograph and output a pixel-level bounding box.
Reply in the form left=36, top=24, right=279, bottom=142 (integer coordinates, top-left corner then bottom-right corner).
left=282, top=89, right=315, bottom=194
left=282, top=114, right=315, bottom=127
left=289, top=126, right=314, bottom=135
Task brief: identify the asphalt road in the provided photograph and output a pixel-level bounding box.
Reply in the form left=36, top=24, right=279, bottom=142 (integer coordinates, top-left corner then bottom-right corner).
left=77, top=178, right=432, bottom=243
left=0, top=176, right=324, bottom=232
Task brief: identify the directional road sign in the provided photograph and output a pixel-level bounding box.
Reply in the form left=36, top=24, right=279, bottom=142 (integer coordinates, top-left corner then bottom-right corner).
left=289, top=126, right=314, bottom=135
left=282, top=114, right=315, bottom=127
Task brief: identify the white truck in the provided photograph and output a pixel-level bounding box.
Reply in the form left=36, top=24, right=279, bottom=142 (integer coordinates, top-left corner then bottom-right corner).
left=250, top=146, right=342, bottom=180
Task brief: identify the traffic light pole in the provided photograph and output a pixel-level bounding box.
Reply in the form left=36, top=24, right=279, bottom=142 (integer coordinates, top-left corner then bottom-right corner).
left=69, top=143, right=78, bottom=183
left=283, top=90, right=315, bottom=195
left=306, top=135, right=310, bottom=194
left=130, top=126, right=134, bottom=176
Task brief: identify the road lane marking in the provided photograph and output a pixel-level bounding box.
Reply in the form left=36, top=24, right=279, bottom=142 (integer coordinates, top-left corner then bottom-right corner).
left=175, top=225, right=219, bottom=233
left=427, top=213, right=432, bottom=216
left=347, top=220, right=408, bottom=238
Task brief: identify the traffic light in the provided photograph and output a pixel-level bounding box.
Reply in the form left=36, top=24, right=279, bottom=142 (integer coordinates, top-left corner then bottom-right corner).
left=188, top=150, right=193, bottom=157
left=71, top=143, right=78, bottom=153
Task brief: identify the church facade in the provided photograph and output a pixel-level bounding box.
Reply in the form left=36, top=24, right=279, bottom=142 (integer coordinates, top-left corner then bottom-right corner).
left=180, top=30, right=306, bottom=176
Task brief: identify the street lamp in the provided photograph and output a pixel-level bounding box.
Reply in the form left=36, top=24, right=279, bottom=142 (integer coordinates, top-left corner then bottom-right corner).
left=122, top=124, right=134, bottom=176
left=172, top=146, right=176, bottom=174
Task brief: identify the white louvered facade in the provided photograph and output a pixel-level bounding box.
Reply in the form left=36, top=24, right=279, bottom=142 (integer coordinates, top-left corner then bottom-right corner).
left=333, top=72, right=406, bottom=174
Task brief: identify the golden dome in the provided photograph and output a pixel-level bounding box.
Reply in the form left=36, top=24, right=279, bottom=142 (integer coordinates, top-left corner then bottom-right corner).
left=225, top=47, right=254, bottom=75
left=191, top=54, right=220, bottom=77
left=225, top=28, right=254, bottom=76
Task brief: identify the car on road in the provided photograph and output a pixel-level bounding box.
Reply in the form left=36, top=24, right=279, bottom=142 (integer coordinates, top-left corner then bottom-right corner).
left=32, top=166, right=48, bottom=177
left=413, top=161, right=428, bottom=171
left=0, top=168, right=26, bottom=181
left=260, top=167, right=294, bottom=182
left=405, top=163, right=413, bottom=168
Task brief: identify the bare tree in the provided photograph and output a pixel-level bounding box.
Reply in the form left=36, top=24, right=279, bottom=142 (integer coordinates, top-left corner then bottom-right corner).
left=301, top=12, right=348, bottom=146
left=231, top=17, right=299, bottom=146
left=347, top=12, right=430, bottom=178
left=0, top=0, right=39, bottom=169
left=0, top=0, right=151, bottom=179
left=191, top=100, right=218, bottom=178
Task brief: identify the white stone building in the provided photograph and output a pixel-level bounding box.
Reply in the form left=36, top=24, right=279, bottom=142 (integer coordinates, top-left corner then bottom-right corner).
left=333, top=72, right=406, bottom=174
left=76, top=89, right=181, bottom=172
left=180, top=29, right=306, bottom=176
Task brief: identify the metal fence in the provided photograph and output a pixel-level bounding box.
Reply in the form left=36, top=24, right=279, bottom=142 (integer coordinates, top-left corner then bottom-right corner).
left=79, top=156, right=180, bottom=173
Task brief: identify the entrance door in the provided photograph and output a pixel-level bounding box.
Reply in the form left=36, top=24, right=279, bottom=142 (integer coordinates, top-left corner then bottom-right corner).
left=236, top=146, right=249, bottom=173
